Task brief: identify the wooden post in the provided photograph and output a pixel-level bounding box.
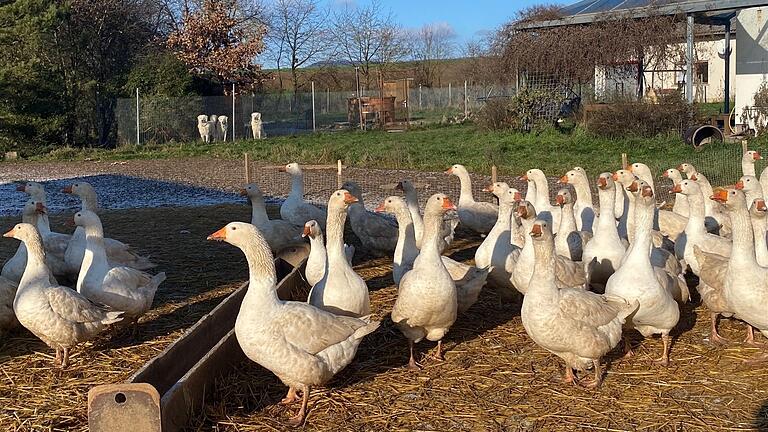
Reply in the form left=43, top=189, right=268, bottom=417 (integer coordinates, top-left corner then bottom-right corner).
left=742, top=140, right=748, bottom=154
left=337, top=159, right=343, bottom=189
left=491, top=165, right=497, bottom=184
left=244, top=153, right=251, bottom=184
left=621, top=153, right=628, bottom=169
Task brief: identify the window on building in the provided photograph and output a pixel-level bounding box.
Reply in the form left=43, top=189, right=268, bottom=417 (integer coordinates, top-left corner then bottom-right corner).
left=696, top=62, right=709, bottom=84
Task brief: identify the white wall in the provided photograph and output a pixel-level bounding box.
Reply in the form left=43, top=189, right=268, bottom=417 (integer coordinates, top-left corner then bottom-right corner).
left=735, top=7, right=768, bottom=128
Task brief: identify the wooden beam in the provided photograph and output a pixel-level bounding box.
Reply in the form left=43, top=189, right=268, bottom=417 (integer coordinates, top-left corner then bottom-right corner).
left=261, top=164, right=344, bottom=170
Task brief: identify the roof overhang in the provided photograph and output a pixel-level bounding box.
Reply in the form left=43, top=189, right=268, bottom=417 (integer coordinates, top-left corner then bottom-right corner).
left=515, top=0, right=768, bottom=30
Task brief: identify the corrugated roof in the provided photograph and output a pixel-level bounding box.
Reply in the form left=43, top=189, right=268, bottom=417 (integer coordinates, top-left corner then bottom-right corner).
left=560, top=0, right=688, bottom=17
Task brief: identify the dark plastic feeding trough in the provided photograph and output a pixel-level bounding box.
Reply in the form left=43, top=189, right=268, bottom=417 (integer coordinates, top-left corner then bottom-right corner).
left=684, top=124, right=723, bottom=149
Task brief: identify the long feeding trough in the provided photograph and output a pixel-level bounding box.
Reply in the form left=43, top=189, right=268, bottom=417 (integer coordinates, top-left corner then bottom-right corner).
left=87, top=250, right=310, bottom=432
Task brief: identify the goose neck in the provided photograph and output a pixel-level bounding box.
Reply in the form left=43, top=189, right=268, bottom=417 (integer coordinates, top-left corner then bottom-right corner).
left=573, top=179, right=592, bottom=206
left=627, top=199, right=653, bottom=263
left=241, top=238, right=279, bottom=304
left=731, top=206, right=757, bottom=266
left=744, top=160, right=756, bottom=177
left=529, top=237, right=558, bottom=296
left=456, top=172, right=475, bottom=204
left=559, top=203, right=576, bottom=233
left=420, top=209, right=444, bottom=257
left=80, top=192, right=99, bottom=212
left=325, top=207, right=348, bottom=260
left=290, top=174, right=305, bottom=198
left=250, top=197, right=270, bottom=225
left=684, top=191, right=707, bottom=234
left=18, top=234, right=50, bottom=291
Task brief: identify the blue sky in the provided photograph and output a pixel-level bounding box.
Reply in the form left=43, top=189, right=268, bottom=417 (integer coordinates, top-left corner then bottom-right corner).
left=324, top=0, right=561, bottom=47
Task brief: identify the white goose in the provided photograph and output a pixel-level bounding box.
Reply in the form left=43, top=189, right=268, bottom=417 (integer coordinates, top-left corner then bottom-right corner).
left=736, top=175, right=764, bottom=203
left=302, top=220, right=354, bottom=287
left=240, top=183, right=304, bottom=253
left=307, top=190, right=369, bottom=317
left=445, top=164, right=497, bottom=234
left=582, top=173, right=626, bottom=291
left=521, top=218, right=638, bottom=388
left=662, top=168, right=689, bottom=217
left=396, top=179, right=458, bottom=252
left=475, top=183, right=521, bottom=290
left=4, top=223, right=123, bottom=367
left=554, top=188, right=591, bottom=262
left=742, top=150, right=762, bottom=176
left=74, top=210, right=165, bottom=321
left=678, top=163, right=730, bottom=234
left=17, top=181, right=52, bottom=233
left=558, top=168, right=595, bottom=233
left=207, top=222, right=379, bottom=425
left=62, top=182, right=155, bottom=275
left=279, top=162, right=328, bottom=231
left=522, top=169, right=561, bottom=232
left=392, top=194, right=458, bottom=369
left=673, top=179, right=731, bottom=270
left=748, top=198, right=768, bottom=267
left=605, top=183, right=681, bottom=365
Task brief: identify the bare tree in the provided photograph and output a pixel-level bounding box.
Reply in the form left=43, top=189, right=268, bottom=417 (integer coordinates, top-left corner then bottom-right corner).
left=411, top=22, right=456, bottom=87
left=267, top=0, right=332, bottom=93
left=332, top=0, right=408, bottom=88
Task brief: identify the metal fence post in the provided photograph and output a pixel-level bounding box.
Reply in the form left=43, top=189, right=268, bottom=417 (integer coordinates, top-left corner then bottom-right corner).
left=419, top=84, right=422, bottom=110
left=464, top=80, right=468, bottom=118
left=232, top=83, right=236, bottom=141
left=311, top=81, right=316, bottom=132
left=448, top=83, right=452, bottom=107
left=326, top=88, right=330, bottom=114
left=135, top=88, right=140, bottom=145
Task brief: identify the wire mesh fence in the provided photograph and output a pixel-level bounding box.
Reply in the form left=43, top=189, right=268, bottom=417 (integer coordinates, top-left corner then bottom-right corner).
left=115, top=83, right=518, bottom=146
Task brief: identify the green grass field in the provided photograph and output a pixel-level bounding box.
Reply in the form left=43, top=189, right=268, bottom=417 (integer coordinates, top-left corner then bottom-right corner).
left=30, top=123, right=757, bottom=186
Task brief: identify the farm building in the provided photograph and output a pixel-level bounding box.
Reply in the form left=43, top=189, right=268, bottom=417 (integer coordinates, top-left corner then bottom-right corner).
left=517, top=0, right=768, bottom=133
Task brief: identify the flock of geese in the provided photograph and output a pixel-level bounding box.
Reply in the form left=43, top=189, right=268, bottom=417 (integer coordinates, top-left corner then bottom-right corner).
left=2, top=151, right=768, bottom=426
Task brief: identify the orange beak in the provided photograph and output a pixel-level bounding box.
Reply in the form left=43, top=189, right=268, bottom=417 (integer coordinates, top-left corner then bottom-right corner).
left=555, top=195, right=565, bottom=205
left=597, top=177, right=608, bottom=189
left=757, top=200, right=767, bottom=211
left=15, top=184, right=25, bottom=192
left=671, top=184, right=682, bottom=193
left=343, top=192, right=358, bottom=204
left=627, top=181, right=639, bottom=193
left=239, top=188, right=248, bottom=196
left=690, top=174, right=698, bottom=181
left=517, top=205, right=528, bottom=218
left=558, top=175, right=568, bottom=184
left=374, top=202, right=386, bottom=212
left=612, top=172, right=619, bottom=181
left=302, top=225, right=312, bottom=237
left=2, top=227, right=16, bottom=238
left=662, top=171, right=669, bottom=178
left=483, top=184, right=494, bottom=193
left=442, top=197, right=457, bottom=211
left=710, top=189, right=728, bottom=203
left=676, top=164, right=684, bottom=171
left=641, top=186, right=653, bottom=198
left=35, top=203, right=47, bottom=214
left=62, top=185, right=73, bottom=194
left=444, top=167, right=454, bottom=175
left=66, top=216, right=75, bottom=227
left=513, top=191, right=522, bottom=201
left=207, top=226, right=227, bottom=241
left=755, top=152, right=762, bottom=160
left=395, top=182, right=403, bottom=191
left=519, top=174, right=529, bottom=181
left=278, top=166, right=288, bottom=172
left=530, top=224, right=543, bottom=237
left=627, top=165, right=634, bottom=173
left=735, top=180, right=745, bottom=190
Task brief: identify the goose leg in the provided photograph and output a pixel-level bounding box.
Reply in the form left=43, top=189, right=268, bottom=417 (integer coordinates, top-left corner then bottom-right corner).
left=407, top=341, right=421, bottom=370
left=61, top=348, right=70, bottom=368
left=562, top=365, right=576, bottom=385
left=744, top=325, right=765, bottom=346
left=654, top=335, right=671, bottom=366
left=433, top=340, right=445, bottom=361
left=621, top=336, right=634, bottom=359
left=710, top=313, right=729, bottom=345
left=281, top=387, right=299, bottom=405
left=288, top=385, right=309, bottom=427
left=579, top=360, right=602, bottom=389
left=54, top=349, right=62, bottom=367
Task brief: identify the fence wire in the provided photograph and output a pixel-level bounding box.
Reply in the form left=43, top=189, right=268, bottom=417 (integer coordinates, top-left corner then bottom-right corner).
left=115, top=83, right=517, bottom=146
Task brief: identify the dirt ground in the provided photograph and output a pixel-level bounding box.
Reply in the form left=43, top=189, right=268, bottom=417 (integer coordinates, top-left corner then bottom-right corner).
left=0, top=158, right=766, bottom=432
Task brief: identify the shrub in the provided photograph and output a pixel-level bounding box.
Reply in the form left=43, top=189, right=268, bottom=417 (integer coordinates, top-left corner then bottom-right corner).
left=475, top=87, right=565, bottom=132
left=584, top=92, right=695, bottom=138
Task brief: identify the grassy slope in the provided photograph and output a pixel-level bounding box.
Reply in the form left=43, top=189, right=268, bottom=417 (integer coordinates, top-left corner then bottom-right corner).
left=29, top=124, right=751, bottom=183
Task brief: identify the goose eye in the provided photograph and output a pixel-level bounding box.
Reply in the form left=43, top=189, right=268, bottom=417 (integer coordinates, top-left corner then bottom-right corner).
left=231, top=226, right=237, bottom=230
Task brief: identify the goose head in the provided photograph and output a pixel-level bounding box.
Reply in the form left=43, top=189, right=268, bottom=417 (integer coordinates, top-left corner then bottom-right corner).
left=62, top=181, right=96, bottom=198
left=444, top=164, right=468, bottom=177
left=673, top=179, right=701, bottom=196
left=744, top=150, right=762, bottom=162
left=17, top=181, right=45, bottom=197
left=328, top=189, right=358, bottom=210
left=375, top=196, right=407, bottom=214
left=424, top=193, right=456, bottom=216
left=516, top=201, right=536, bottom=220
left=3, top=222, right=42, bottom=245
left=483, top=182, right=509, bottom=198
left=710, top=188, right=746, bottom=210
left=613, top=169, right=635, bottom=186
left=558, top=169, right=580, bottom=185
left=627, top=162, right=652, bottom=178
left=302, top=220, right=321, bottom=239
left=341, top=181, right=363, bottom=201
left=502, top=188, right=522, bottom=205
left=663, top=168, right=682, bottom=183
left=596, top=172, right=615, bottom=191
left=240, top=183, right=265, bottom=202
left=529, top=219, right=553, bottom=241
left=735, top=175, right=761, bottom=194
left=22, top=199, right=46, bottom=219
left=279, top=162, right=302, bottom=176
left=750, top=198, right=767, bottom=219
left=207, top=221, right=267, bottom=249
left=677, top=163, right=696, bottom=177
left=73, top=210, right=102, bottom=229
left=555, top=188, right=573, bottom=207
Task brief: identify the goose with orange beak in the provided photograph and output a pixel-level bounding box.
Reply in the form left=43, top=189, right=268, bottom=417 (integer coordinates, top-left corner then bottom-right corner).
left=396, top=179, right=457, bottom=252
left=207, top=221, right=380, bottom=426
left=445, top=164, right=497, bottom=234
left=302, top=220, right=354, bottom=287
left=307, top=189, right=370, bottom=318
left=475, top=184, right=522, bottom=292
left=559, top=168, right=595, bottom=233
left=521, top=218, right=638, bottom=388
left=662, top=168, right=689, bottom=218
left=735, top=175, right=763, bottom=205
left=240, top=183, right=304, bottom=253
left=278, top=162, right=328, bottom=231
left=3, top=223, right=123, bottom=368
left=582, top=173, right=626, bottom=290
left=742, top=150, right=762, bottom=176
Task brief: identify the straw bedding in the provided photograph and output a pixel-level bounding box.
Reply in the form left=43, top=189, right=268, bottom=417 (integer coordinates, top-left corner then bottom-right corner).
left=1, top=205, right=767, bottom=431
